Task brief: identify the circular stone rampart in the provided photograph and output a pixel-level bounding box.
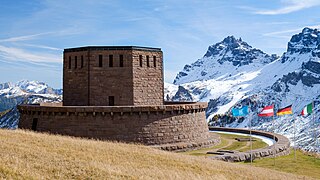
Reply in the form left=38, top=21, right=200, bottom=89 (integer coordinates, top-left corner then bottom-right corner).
left=208, top=127, right=290, bottom=162
left=18, top=102, right=217, bottom=151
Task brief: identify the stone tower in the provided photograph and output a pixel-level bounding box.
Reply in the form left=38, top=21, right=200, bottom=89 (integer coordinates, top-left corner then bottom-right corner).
left=63, top=46, right=164, bottom=106
left=18, top=45, right=214, bottom=152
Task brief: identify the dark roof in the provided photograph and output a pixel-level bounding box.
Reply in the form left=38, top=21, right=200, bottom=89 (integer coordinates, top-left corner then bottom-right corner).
left=64, top=46, right=162, bottom=52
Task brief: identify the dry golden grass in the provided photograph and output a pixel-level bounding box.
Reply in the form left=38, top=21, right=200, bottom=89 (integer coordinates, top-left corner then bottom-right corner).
left=0, top=129, right=313, bottom=180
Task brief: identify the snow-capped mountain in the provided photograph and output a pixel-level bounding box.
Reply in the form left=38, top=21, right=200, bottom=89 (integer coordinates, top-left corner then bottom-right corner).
left=1, top=80, right=63, bottom=97
left=166, top=27, right=320, bottom=152
left=173, top=36, right=278, bottom=84
left=0, top=80, right=62, bottom=129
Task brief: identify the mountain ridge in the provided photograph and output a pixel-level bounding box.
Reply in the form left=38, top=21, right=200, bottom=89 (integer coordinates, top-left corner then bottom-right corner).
left=166, top=27, right=320, bottom=152
left=0, top=80, right=62, bottom=128
left=173, top=36, right=278, bottom=85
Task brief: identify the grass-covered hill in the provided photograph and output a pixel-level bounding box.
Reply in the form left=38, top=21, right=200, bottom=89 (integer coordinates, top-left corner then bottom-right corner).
left=0, top=129, right=312, bottom=179
left=184, top=133, right=320, bottom=179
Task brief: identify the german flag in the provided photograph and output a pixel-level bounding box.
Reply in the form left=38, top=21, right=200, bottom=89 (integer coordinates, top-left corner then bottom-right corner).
left=276, top=105, right=293, bottom=116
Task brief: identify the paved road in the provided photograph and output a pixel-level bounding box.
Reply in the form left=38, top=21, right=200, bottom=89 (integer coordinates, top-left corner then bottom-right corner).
left=210, top=130, right=275, bottom=146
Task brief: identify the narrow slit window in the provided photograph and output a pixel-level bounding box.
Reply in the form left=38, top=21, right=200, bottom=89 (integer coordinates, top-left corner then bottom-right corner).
left=68, top=57, right=71, bottom=69
left=119, top=55, right=124, bottom=67
left=139, top=55, right=143, bottom=67
left=109, top=55, right=113, bottom=67
left=32, top=118, right=38, bottom=131
left=109, top=96, right=115, bottom=106
left=98, top=55, right=103, bottom=67
left=75, top=56, right=77, bottom=69
left=146, top=55, right=150, bottom=67
left=153, top=56, right=156, bottom=67
left=81, top=55, right=84, bottom=68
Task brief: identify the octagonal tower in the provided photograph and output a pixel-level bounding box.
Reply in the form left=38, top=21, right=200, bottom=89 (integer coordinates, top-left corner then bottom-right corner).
left=63, top=46, right=164, bottom=106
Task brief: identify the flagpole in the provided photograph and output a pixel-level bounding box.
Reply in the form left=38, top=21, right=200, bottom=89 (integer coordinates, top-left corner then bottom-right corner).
left=273, top=112, right=276, bottom=166
left=249, top=101, right=252, bottom=165
left=294, top=114, right=296, bottom=162
left=312, top=101, right=315, bottom=152
left=313, top=103, right=320, bottom=151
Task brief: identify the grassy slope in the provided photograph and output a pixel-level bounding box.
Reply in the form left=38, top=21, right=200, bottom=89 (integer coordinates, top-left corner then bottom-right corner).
left=220, top=133, right=268, bottom=152
left=0, top=129, right=310, bottom=180
left=245, top=150, right=320, bottom=179
left=183, top=133, right=319, bottom=179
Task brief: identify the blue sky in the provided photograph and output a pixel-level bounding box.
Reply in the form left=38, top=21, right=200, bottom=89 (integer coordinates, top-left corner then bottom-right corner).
left=0, top=0, right=320, bottom=88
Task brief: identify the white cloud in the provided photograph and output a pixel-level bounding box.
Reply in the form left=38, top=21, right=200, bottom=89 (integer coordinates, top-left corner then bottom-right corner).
left=0, top=32, right=54, bottom=43
left=263, top=28, right=301, bottom=38
left=0, top=45, right=61, bottom=63
left=263, top=25, right=320, bottom=38
left=0, top=30, right=76, bottom=64
left=0, top=29, right=82, bottom=43
left=17, top=43, right=62, bottom=51
left=253, top=0, right=320, bottom=15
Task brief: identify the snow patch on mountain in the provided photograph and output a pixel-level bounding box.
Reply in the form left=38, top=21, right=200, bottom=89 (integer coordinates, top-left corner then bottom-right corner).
left=166, top=27, right=320, bottom=152
left=173, top=36, right=278, bottom=85
left=164, top=82, right=178, bottom=101
left=0, top=80, right=62, bottom=129
left=0, top=80, right=62, bottom=98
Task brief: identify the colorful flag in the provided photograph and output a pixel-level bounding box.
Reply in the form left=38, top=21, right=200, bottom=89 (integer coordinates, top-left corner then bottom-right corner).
left=301, top=103, right=313, bottom=116
left=232, top=106, right=249, bottom=117
left=276, top=105, right=293, bottom=116
left=258, top=105, right=274, bottom=117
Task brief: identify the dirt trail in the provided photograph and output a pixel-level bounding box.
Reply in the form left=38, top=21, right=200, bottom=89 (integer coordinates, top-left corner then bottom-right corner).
left=211, top=138, right=234, bottom=151
left=237, top=141, right=251, bottom=151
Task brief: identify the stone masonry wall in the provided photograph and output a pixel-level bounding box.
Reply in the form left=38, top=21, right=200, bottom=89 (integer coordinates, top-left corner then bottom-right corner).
left=63, top=51, right=89, bottom=106
left=63, top=47, right=164, bottom=106
left=88, top=50, right=134, bottom=106
left=18, top=103, right=210, bottom=146
left=132, top=50, right=164, bottom=105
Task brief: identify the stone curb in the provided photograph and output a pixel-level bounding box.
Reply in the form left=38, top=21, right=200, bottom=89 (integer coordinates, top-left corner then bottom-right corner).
left=208, top=127, right=291, bottom=162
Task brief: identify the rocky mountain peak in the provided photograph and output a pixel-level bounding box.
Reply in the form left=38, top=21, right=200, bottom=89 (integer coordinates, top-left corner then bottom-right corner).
left=204, top=36, right=252, bottom=58
left=0, top=80, right=62, bottom=97
left=221, top=35, right=237, bottom=44
left=173, top=36, right=278, bottom=85
left=287, top=27, right=320, bottom=54
left=16, top=80, right=48, bottom=94
left=202, top=36, right=276, bottom=67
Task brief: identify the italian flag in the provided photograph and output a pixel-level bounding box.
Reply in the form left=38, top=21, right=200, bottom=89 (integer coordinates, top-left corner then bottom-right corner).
left=301, top=103, right=313, bottom=116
